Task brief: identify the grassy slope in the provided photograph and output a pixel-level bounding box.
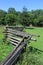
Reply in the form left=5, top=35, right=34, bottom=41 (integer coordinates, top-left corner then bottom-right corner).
left=16, top=27, right=43, bottom=65
left=0, top=26, right=14, bottom=62
left=25, top=27, right=43, bottom=62
left=25, top=27, right=43, bottom=51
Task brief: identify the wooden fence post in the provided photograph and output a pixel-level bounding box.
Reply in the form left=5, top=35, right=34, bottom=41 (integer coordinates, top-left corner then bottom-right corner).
left=3, top=26, right=8, bottom=42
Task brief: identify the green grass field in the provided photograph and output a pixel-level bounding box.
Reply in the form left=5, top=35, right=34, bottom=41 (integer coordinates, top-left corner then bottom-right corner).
left=0, top=26, right=43, bottom=65
left=15, top=27, right=43, bottom=65
left=0, top=26, right=14, bottom=62
left=25, top=27, right=43, bottom=63
left=25, top=27, right=43, bottom=51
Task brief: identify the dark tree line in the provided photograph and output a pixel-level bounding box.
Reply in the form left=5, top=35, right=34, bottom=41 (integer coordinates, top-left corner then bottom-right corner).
left=0, top=7, right=43, bottom=26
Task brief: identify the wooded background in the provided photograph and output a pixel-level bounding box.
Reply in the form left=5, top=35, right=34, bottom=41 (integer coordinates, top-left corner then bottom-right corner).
left=0, top=7, right=43, bottom=26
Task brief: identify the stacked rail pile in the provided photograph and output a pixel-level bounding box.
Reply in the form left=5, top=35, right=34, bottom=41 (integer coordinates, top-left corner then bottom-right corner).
left=1, top=26, right=31, bottom=65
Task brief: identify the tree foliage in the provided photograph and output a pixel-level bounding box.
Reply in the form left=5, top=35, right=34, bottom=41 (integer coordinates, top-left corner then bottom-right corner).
left=0, top=7, right=43, bottom=26
left=5, top=14, right=17, bottom=25
left=8, top=8, right=16, bottom=14
left=0, top=10, right=7, bottom=25
left=20, top=7, right=30, bottom=26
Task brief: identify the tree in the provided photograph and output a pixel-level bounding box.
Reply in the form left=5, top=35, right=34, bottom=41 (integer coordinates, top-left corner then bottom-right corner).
left=20, top=7, right=30, bottom=26
left=5, top=14, right=17, bottom=25
left=33, top=18, right=39, bottom=26
left=8, top=8, right=16, bottom=14
left=0, top=10, right=7, bottom=25
left=38, top=15, right=43, bottom=26
left=15, top=11, right=21, bottom=25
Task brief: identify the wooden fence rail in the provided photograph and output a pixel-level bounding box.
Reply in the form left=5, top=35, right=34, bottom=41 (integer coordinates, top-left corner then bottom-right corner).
left=0, top=26, right=31, bottom=65
left=1, top=26, right=40, bottom=65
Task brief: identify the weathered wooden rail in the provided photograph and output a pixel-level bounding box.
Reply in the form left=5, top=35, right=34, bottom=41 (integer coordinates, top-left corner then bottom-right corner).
left=0, top=26, right=31, bottom=65
left=1, top=26, right=39, bottom=65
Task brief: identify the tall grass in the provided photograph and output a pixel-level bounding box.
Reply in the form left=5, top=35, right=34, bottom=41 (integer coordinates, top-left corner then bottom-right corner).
left=0, top=26, right=14, bottom=62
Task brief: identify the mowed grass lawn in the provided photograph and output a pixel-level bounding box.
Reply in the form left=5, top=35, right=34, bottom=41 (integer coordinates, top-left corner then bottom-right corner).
left=25, top=27, right=43, bottom=61
left=25, top=27, right=43, bottom=51
left=0, top=26, right=14, bottom=62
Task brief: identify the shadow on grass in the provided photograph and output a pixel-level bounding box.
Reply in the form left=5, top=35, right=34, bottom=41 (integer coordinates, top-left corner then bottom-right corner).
left=25, top=27, right=34, bottom=29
